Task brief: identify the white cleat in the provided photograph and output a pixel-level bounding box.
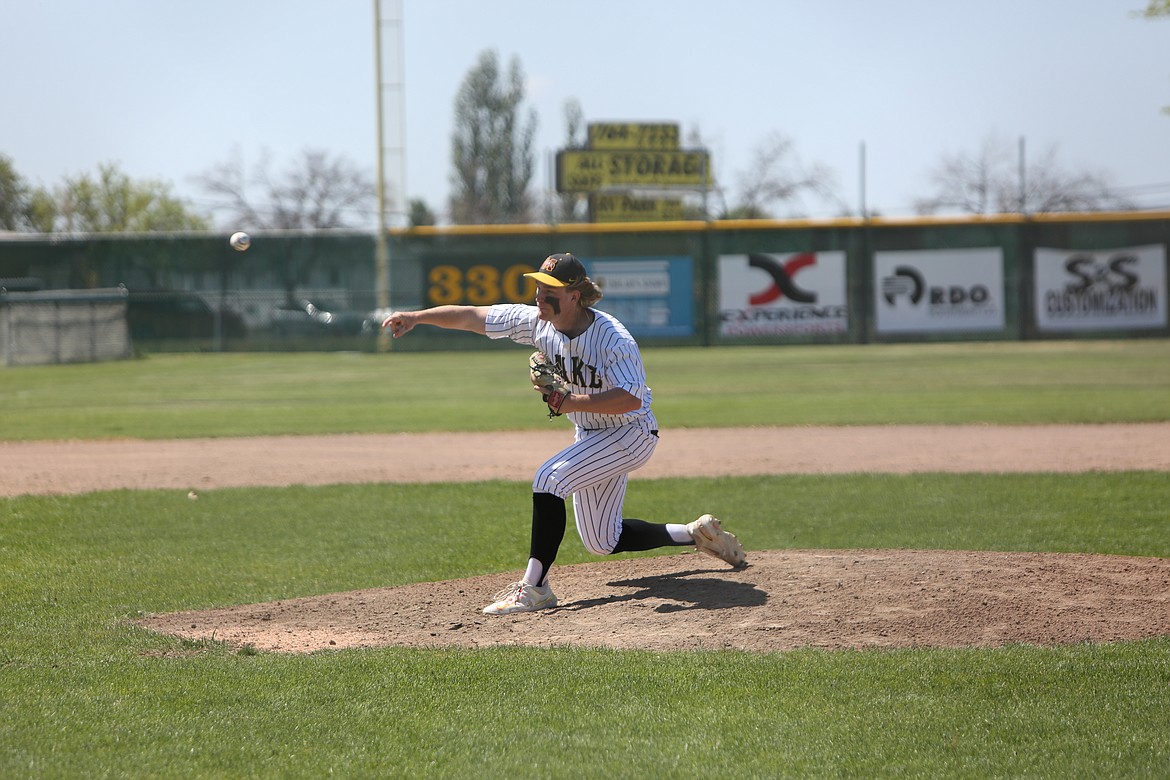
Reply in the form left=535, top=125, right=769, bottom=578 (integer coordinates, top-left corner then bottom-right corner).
left=482, top=581, right=558, bottom=615
left=686, top=514, right=747, bottom=568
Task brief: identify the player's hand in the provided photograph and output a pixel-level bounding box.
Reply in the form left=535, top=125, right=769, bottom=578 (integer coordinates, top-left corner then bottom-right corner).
left=382, top=311, right=416, bottom=338
left=532, top=384, right=573, bottom=414
left=529, top=351, right=571, bottom=417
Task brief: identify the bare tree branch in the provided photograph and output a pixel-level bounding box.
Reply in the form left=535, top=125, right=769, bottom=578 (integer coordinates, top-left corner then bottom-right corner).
left=195, top=148, right=376, bottom=230
left=915, top=135, right=1133, bottom=215
left=724, top=132, right=841, bottom=219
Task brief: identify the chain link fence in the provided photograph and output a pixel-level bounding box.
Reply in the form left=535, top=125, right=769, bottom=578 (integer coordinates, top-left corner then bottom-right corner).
left=123, top=288, right=385, bottom=353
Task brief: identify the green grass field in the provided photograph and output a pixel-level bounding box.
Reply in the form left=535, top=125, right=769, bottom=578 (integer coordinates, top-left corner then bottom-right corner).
left=3, top=339, right=1170, bottom=439
left=2, top=340, right=1169, bottom=778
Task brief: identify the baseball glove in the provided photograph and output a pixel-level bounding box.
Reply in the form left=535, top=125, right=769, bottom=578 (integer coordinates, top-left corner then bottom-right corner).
left=529, top=351, right=570, bottom=418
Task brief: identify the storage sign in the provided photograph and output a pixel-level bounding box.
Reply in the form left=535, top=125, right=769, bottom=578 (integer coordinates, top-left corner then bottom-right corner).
left=556, top=150, right=711, bottom=192
left=587, top=122, right=680, bottom=150
left=591, top=194, right=685, bottom=222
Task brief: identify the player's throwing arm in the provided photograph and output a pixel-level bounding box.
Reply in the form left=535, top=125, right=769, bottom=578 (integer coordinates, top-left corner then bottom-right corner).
left=382, top=305, right=489, bottom=338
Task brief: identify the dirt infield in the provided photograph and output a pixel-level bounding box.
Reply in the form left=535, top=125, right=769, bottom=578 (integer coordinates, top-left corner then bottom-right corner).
left=5, top=424, right=1168, bottom=653
left=5, top=423, right=1170, bottom=496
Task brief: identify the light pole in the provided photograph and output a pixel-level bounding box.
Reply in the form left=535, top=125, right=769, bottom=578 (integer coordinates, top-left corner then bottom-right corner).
left=374, top=0, right=390, bottom=352
left=373, top=0, right=405, bottom=352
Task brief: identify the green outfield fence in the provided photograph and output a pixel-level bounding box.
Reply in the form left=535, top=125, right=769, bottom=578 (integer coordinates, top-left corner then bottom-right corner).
left=1, top=211, right=1167, bottom=354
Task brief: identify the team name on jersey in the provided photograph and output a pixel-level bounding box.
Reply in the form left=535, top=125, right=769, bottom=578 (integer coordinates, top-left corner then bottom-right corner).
left=553, top=355, right=603, bottom=389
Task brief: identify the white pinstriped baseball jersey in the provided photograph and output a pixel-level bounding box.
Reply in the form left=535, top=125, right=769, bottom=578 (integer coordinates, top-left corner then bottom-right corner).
left=486, top=303, right=659, bottom=553
left=485, top=303, right=658, bottom=433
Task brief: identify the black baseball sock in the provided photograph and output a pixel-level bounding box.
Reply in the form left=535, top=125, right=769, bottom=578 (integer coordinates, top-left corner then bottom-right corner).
left=529, top=492, right=566, bottom=587
left=612, top=518, right=689, bottom=553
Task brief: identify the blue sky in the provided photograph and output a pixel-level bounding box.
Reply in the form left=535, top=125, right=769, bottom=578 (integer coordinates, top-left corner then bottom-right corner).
left=4, top=1, right=1168, bottom=226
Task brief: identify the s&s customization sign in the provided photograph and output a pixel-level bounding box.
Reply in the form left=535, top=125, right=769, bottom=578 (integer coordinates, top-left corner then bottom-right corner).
left=1033, top=245, right=1167, bottom=331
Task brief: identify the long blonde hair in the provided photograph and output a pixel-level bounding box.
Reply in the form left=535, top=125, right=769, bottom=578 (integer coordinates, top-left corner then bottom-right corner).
left=568, top=277, right=603, bottom=308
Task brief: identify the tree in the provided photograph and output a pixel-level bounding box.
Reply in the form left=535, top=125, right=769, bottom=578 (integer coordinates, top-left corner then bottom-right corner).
left=720, top=132, right=841, bottom=219
left=35, top=162, right=210, bottom=233
left=407, top=198, right=436, bottom=227
left=1137, top=1, right=1170, bottom=114
left=448, top=49, right=537, bottom=224
left=1138, top=0, right=1170, bottom=17
left=196, top=148, right=376, bottom=230
left=1, top=159, right=207, bottom=233
left=914, top=135, right=1133, bottom=216
left=0, top=154, right=33, bottom=231
left=22, top=189, right=58, bottom=233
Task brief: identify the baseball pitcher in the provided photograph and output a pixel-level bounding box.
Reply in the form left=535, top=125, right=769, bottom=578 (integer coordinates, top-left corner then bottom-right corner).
left=383, top=252, right=746, bottom=615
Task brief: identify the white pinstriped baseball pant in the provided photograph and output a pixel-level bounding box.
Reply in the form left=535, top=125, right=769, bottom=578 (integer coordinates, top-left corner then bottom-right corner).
left=532, top=425, right=658, bottom=556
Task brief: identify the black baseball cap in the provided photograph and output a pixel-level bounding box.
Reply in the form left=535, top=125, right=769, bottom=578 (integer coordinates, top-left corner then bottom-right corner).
left=524, top=253, right=586, bottom=287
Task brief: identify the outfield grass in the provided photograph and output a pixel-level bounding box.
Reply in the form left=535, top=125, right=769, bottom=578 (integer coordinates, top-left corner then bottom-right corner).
left=2, top=339, right=1169, bottom=440
left=2, top=339, right=1169, bottom=778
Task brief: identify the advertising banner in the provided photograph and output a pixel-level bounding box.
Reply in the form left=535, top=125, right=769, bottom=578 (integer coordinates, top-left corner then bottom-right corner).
left=590, top=194, right=685, bottom=222
left=556, top=150, right=711, bottom=192
left=718, top=251, right=848, bottom=337
left=874, top=248, right=1005, bottom=333
left=586, top=256, right=694, bottom=338
left=587, top=123, right=680, bottom=150
left=1034, top=245, right=1167, bottom=331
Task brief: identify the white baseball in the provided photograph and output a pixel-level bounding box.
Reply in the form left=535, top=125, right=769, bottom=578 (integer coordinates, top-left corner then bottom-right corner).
left=229, top=231, right=251, bottom=252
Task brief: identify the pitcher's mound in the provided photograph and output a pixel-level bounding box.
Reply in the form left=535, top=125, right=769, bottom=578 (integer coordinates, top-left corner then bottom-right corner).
left=137, top=548, right=1170, bottom=654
